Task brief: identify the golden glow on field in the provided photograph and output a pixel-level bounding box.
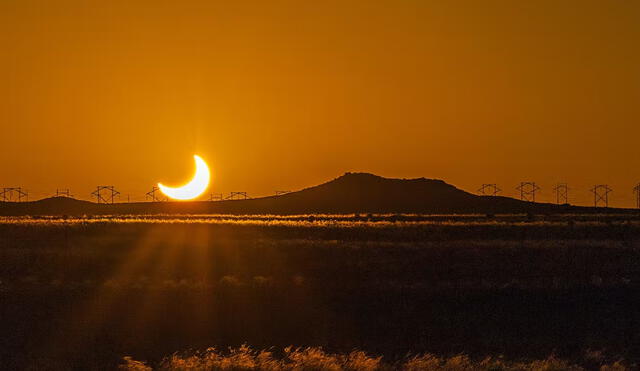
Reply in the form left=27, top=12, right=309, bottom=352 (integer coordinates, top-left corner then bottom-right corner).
left=158, top=155, right=210, bottom=200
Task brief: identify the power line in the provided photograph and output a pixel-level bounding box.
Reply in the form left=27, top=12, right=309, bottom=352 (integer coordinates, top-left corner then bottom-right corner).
left=553, top=183, right=569, bottom=205
left=477, top=184, right=501, bottom=196
left=91, top=186, right=120, bottom=204
left=145, top=186, right=166, bottom=202
left=515, top=182, right=540, bottom=202
left=0, top=187, right=28, bottom=202
left=209, top=193, right=223, bottom=201
left=590, top=185, right=612, bottom=208
left=3, top=181, right=640, bottom=208
left=55, top=189, right=73, bottom=198
left=225, top=192, right=249, bottom=200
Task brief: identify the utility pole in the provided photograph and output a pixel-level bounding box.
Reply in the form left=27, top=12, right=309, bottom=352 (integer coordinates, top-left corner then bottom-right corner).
left=590, top=185, right=612, bottom=208
left=477, top=184, right=501, bottom=196
left=553, top=183, right=569, bottom=205
left=209, top=193, right=223, bottom=201
left=55, top=189, right=73, bottom=198
left=516, top=182, right=540, bottom=202
left=634, top=183, right=640, bottom=209
left=0, top=187, right=28, bottom=202
left=146, top=186, right=166, bottom=202
left=225, top=192, right=249, bottom=200
left=92, top=186, right=120, bottom=204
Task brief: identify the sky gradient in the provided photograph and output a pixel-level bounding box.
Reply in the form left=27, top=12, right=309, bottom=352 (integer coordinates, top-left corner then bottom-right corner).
left=1, top=0, right=639, bottom=206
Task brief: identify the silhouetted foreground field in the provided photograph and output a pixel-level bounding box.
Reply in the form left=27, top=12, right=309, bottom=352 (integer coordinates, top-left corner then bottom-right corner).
left=1, top=214, right=640, bottom=369
left=120, top=345, right=630, bottom=370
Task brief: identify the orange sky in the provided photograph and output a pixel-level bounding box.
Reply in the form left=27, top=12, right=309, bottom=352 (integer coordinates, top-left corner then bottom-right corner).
left=1, top=0, right=639, bottom=206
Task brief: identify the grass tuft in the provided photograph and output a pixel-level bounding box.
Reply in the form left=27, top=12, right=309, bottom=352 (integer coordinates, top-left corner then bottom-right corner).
left=120, top=346, right=634, bottom=371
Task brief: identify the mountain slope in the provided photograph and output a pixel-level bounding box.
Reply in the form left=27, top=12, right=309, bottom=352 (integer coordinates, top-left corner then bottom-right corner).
left=0, top=173, right=616, bottom=216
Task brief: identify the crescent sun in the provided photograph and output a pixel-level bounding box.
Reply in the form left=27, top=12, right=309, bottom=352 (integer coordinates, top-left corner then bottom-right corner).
left=158, top=155, right=211, bottom=200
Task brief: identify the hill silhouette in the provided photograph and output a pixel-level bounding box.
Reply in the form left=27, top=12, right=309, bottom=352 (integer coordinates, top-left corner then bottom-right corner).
left=0, top=173, right=627, bottom=216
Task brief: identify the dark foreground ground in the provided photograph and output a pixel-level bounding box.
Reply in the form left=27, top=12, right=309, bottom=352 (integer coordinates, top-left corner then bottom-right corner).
left=1, top=214, right=640, bottom=369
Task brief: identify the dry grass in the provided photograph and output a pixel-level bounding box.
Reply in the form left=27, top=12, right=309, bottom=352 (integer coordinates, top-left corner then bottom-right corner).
left=2, top=214, right=640, bottom=229
left=119, top=346, right=632, bottom=371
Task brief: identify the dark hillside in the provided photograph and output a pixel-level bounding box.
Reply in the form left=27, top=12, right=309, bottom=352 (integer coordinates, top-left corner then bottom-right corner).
left=0, top=173, right=626, bottom=215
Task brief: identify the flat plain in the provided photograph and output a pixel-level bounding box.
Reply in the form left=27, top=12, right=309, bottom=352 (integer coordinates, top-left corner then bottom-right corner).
left=1, top=213, right=640, bottom=369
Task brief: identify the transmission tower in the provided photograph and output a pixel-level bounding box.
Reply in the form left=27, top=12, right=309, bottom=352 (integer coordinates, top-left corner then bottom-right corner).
left=477, top=184, right=501, bottom=196
left=209, top=193, right=223, bottom=201
left=515, top=182, right=540, bottom=202
left=590, top=185, right=612, bottom=208
left=145, top=186, right=166, bottom=202
left=92, top=186, right=120, bottom=204
left=634, top=183, right=640, bottom=209
left=275, top=190, right=292, bottom=196
left=225, top=192, right=249, bottom=200
left=553, top=183, right=569, bottom=205
left=55, top=189, right=73, bottom=198
left=0, top=187, right=28, bottom=202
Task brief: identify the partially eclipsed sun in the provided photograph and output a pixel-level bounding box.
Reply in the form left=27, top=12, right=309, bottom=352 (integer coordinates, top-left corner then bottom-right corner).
left=158, top=155, right=210, bottom=200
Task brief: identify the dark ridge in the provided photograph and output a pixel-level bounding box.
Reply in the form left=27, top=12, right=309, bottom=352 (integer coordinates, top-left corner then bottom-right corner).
left=0, top=173, right=632, bottom=216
